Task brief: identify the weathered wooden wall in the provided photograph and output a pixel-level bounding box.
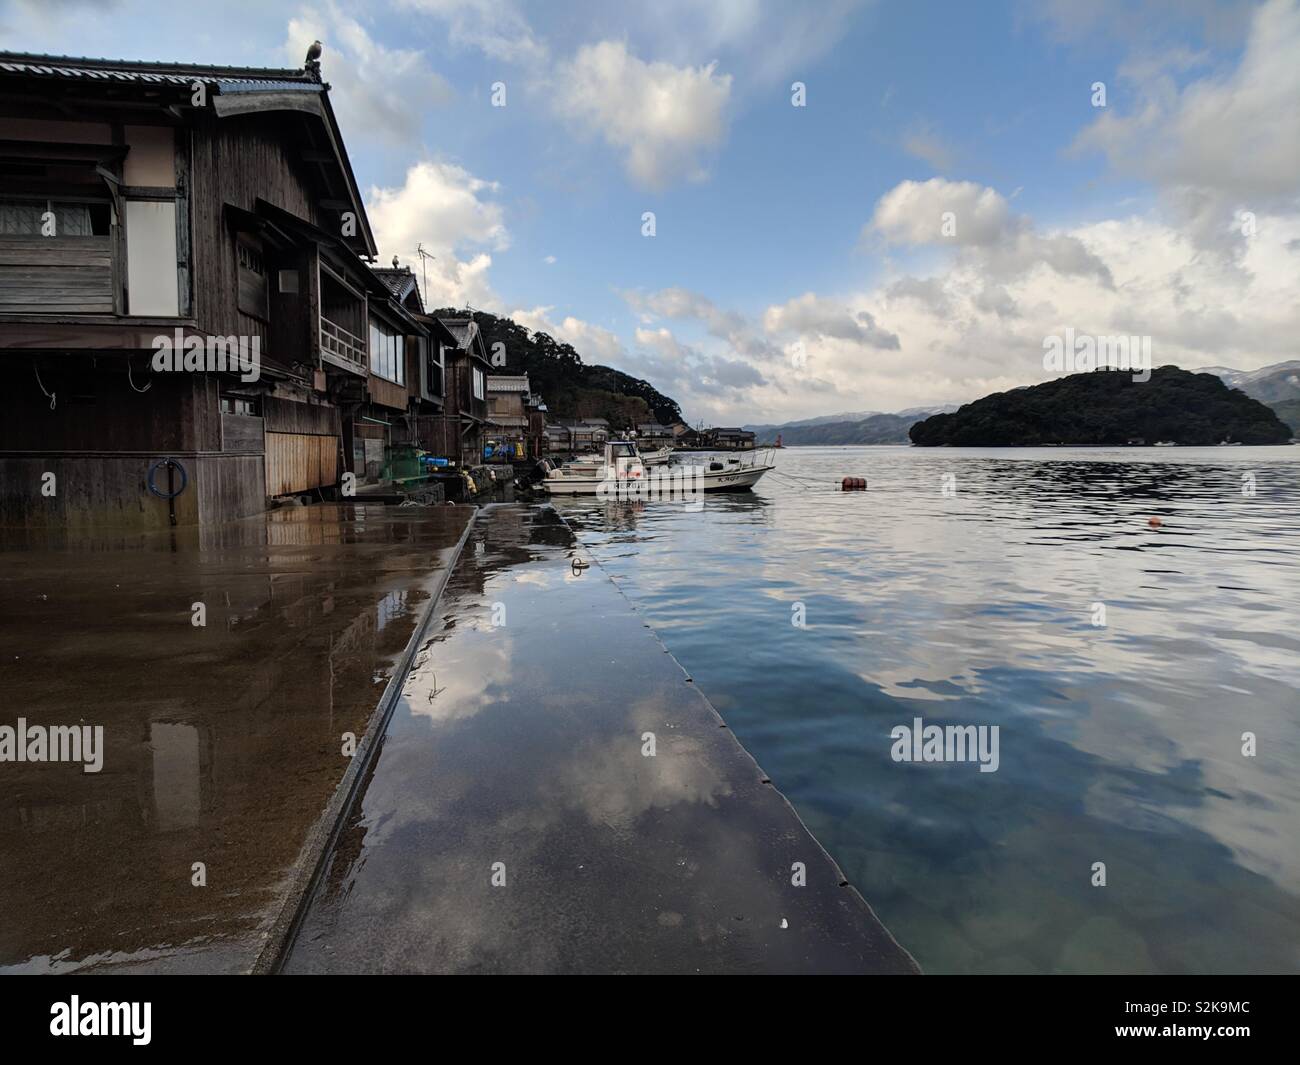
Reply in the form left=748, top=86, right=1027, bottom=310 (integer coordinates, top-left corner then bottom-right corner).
left=263, top=396, right=340, bottom=436
left=0, top=455, right=197, bottom=529
left=264, top=432, right=336, bottom=496
left=221, top=412, right=263, bottom=452
left=188, top=113, right=322, bottom=363
left=0, top=451, right=266, bottom=530
left=192, top=454, right=266, bottom=522
left=367, top=374, right=407, bottom=412
left=0, top=236, right=113, bottom=313
left=414, top=415, right=460, bottom=460
left=0, top=364, right=201, bottom=451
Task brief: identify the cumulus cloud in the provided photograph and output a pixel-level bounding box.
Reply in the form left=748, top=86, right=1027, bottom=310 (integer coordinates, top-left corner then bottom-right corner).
left=508, top=306, right=627, bottom=363
left=634, top=326, right=692, bottom=364
left=553, top=40, right=732, bottom=188
left=285, top=4, right=453, bottom=145
left=367, top=161, right=508, bottom=310
left=869, top=177, right=1114, bottom=286
left=864, top=207, right=1300, bottom=408
left=871, top=178, right=1012, bottom=246
left=885, top=276, right=955, bottom=318
left=625, top=287, right=782, bottom=361
left=629, top=327, right=768, bottom=402
left=619, top=184, right=1300, bottom=426
left=763, top=293, right=900, bottom=349
left=1071, top=0, right=1300, bottom=250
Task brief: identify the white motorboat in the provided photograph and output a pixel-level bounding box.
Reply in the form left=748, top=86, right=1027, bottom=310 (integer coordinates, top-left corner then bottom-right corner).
left=664, top=448, right=776, bottom=489
left=542, top=441, right=774, bottom=495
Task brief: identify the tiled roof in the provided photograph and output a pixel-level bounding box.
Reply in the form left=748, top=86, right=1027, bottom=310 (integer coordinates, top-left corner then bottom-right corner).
left=487, top=414, right=529, bottom=428
left=487, top=375, right=530, bottom=392
left=0, top=52, right=320, bottom=89
left=439, top=318, right=476, bottom=349
left=372, top=267, right=419, bottom=302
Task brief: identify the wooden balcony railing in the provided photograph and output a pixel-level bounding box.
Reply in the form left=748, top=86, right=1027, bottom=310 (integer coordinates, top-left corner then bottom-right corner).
left=320, top=316, right=367, bottom=375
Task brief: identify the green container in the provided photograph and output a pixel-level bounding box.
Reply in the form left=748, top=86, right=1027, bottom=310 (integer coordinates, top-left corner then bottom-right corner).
left=385, top=444, right=432, bottom=484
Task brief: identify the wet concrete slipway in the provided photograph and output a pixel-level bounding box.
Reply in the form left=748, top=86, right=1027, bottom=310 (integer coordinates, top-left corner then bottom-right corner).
left=0, top=500, right=917, bottom=974
left=281, top=504, right=917, bottom=974
left=0, top=504, right=473, bottom=973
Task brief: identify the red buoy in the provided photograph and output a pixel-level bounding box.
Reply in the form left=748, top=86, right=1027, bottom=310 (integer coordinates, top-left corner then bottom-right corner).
left=842, top=477, right=867, bottom=491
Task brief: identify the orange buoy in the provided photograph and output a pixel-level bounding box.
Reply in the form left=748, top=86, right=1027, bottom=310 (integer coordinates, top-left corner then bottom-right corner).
left=1148, top=516, right=1162, bottom=528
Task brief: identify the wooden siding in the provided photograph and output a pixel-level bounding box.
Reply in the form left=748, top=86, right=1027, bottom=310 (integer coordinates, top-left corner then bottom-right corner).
left=187, top=113, right=322, bottom=358
left=262, top=396, right=340, bottom=436
left=413, top=414, right=459, bottom=459
left=0, top=367, right=204, bottom=452
left=0, top=452, right=264, bottom=530
left=0, top=236, right=113, bottom=313
left=221, top=412, right=263, bottom=452
left=192, top=454, right=265, bottom=523
left=367, top=373, right=408, bottom=411
left=265, top=431, right=337, bottom=496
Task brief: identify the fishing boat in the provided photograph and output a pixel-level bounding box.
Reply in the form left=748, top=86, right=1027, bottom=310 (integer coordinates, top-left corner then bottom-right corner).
left=542, top=441, right=775, bottom=495
left=665, top=448, right=776, bottom=490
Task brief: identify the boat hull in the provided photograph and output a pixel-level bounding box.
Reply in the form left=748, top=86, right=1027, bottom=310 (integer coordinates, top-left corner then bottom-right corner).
left=544, top=464, right=774, bottom=495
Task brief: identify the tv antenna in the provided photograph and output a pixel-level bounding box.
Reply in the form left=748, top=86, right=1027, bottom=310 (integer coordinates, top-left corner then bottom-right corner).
left=415, top=244, right=435, bottom=307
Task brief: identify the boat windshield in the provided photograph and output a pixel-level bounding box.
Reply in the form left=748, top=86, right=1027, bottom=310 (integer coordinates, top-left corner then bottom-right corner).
left=609, top=442, right=637, bottom=458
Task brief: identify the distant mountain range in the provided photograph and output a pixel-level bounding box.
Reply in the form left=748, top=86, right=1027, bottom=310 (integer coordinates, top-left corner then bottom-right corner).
left=1191, top=360, right=1300, bottom=433
left=746, top=405, right=958, bottom=445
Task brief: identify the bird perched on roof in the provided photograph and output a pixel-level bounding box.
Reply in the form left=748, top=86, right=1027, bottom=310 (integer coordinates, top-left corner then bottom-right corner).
left=304, top=40, right=323, bottom=81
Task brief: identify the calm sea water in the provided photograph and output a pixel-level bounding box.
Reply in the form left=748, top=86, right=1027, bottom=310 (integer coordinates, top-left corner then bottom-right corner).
left=556, top=445, right=1300, bottom=974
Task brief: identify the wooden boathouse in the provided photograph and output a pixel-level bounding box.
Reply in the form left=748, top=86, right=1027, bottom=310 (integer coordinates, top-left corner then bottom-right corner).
left=0, top=48, right=471, bottom=528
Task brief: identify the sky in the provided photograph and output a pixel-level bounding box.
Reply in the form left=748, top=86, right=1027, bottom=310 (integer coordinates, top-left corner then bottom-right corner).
left=2, top=0, right=1298, bottom=426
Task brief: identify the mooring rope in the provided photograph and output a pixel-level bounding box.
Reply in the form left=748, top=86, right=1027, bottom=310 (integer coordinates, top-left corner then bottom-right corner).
left=767, top=467, right=845, bottom=492
left=33, top=363, right=55, bottom=410
left=127, top=355, right=152, bottom=393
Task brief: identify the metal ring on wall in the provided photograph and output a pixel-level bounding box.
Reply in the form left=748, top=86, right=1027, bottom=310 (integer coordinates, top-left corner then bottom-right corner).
left=147, top=457, right=189, bottom=500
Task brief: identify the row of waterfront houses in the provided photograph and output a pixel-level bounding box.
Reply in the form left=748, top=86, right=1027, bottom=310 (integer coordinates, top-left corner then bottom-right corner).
left=0, top=47, right=757, bottom=529
left=0, top=47, right=503, bottom=528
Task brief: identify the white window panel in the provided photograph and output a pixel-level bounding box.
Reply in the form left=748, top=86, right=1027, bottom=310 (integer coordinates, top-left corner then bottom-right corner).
left=125, top=200, right=178, bottom=317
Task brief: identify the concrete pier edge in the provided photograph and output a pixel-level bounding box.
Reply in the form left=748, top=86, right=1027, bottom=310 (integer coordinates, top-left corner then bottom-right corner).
left=257, top=500, right=918, bottom=974
left=251, top=506, right=480, bottom=975
left=560, top=506, right=921, bottom=974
